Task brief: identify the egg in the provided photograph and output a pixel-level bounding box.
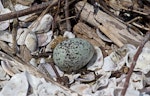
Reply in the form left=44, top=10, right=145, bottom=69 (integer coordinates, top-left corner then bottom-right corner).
left=53, top=38, right=95, bottom=73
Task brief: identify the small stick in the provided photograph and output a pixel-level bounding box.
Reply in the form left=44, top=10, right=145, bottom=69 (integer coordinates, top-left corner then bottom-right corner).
left=121, top=31, right=150, bottom=96
left=12, top=19, right=18, bottom=54
left=52, top=0, right=61, bottom=32
left=0, top=0, right=58, bottom=21
left=64, top=0, right=71, bottom=31
left=50, top=62, right=63, bottom=83
left=132, top=22, right=150, bottom=31
left=126, top=16, right=142, bottom=24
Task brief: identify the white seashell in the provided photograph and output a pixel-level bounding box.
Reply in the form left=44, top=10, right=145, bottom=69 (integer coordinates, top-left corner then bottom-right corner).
left=37, top=83, right=70, bottom=96
left=70, top=83, right=92, bottom=95
left=87, top=46, right=103, bottom=71
left=0, top=8, right=12, bottom=30
left=124, top=85, right=140, bottom=96
left=0, top=21, right=10, bottom=31
left=0, top=31, right=12, bottom=43
left=96, top=29, right=112, bottom=42
left=102, top=56, right=117, bottom=71
left=130, top=73, right=144, bottom=90
left=102, top=78, right=117, bottom=96
left=17, top=28, right=30, bottom=45
left=63, top=31, right=75, bottom=38
left=28, top=14, right=53, bottom=32
left=37, top=30, right=53, bottom=46
left=26, top=72, right=45, bottom=91
left=0, top=65, right=7, bottom=80
left=64, top=74, right=80, bottom=84
left=25, top=32, right=37, bottom=52
left=92, top=72, right=111, bottom=92
left=26, top=72, right=75, bottom=96
left=1, top=61, right=15, bottom=76
left=15, top=4, right=32, bottom=21
left=0, top=72, right=28, bottom=96
left=1, top=60, right=21, bottom=76
left=126, top=47, right=150, bottom=74
left=102, top=44, right=135, bottom=71
left=77, top=72, right=95, bottom=83
left=0, top=1, right=4, bottom=10
left=29, top=58, right=37, bottom=67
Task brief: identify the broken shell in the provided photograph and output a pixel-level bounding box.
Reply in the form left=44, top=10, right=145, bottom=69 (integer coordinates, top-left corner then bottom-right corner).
left=0, top=8, right=12, bottom=30
left=29, top=58, right=37, bottom=67
left=0, top=72, right=28, bottom=96
left=64, top=74, right=80, bottom=84
left=126, top=47, right=150, bottom=74
left=63, top=31, right=75, bottom=38
left=102, top=44, right=135, bottom=71
left=0, top=65, right=7, bottom=80
left=25, top=32, right=37, bottom=52
left=92, top=72, right=111, bottom=92
left=53, top=38, right=95, bottom=73
left=0, top=31, right=12, bottom=43
left=70, top=83, right=92, bottom=95
left=17, top=28, right=30, bottom=45
left=37, top=30, right=53, bottom=47
left=0, top=1, right=4, bottom=9
left=1, top=61, right=15, bottom=76
left=96, top=29, right=112, bottom=42
left=130, top=73, right=144, bottom=90
left=87, top=46, right=103, bottom=71
left=28, top=14, right=53, bottom=32
left=77, top=72, right=95, bottom=83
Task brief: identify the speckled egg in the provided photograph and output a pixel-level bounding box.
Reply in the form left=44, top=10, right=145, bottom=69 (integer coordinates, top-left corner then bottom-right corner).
left=53, top=38, right=95, bottom=73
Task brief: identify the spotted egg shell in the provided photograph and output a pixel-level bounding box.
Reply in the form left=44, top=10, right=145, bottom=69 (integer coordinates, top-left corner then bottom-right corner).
left=53, top=38, right=95, bottom=73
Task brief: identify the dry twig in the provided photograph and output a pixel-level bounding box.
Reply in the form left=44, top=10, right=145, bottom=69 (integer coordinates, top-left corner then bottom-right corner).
left=0, top=0, right=58, bottom=21
left=12, top=19, right=18, bottom=54
left=121, top=31, right=150, bottom=96
left=64, top=0, right=71, bottom=31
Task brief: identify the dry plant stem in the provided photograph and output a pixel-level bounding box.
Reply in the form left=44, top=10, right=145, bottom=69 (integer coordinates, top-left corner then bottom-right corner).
left=126, top=16, right=142, bottom=24
left=59, top=16, right=76, bottom=22
left=52, top=0, right=61, bottom=31
left=120, top=6, right=149, bottom=16
left=121, top=31, right=150, bottom=96
left=12, top=19, right=18, bottom=54
left=0, top=0, right=58, bottom=21
left=0, top=51, right=80, bottom=95
left=50, top=62, right=62, bottom=83
left=65, top=0, right=71, bottom=31
left=132, top=22, right=150, bottom=31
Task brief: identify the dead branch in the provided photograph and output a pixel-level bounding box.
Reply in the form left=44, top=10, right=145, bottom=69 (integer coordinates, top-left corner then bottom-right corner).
left=64, top=0, right=71, bottom=31
left=121, top=31, right=150, bottom=96
left=0, top=0, right=58, bottom=22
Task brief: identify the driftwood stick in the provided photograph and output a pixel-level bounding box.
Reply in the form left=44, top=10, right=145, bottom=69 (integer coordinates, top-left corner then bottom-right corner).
left=64, top=0, right=71, bottom=31
left=0, top=51, right=80, bottom=95
left=121, top=31, right=150, bottom=96
left=0, top=0, right=58, bottom=21
left=75, top=1, right=143, bottom=47
left=12, top=19, right=18, bottom=54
